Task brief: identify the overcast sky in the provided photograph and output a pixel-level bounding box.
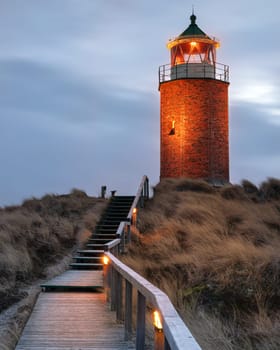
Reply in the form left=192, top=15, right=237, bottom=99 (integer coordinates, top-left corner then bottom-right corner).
left=0, top=0, right=279, bottom=206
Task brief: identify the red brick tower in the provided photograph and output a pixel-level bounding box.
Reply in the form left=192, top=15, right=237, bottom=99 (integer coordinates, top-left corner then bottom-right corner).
left=159, top=13, right=230, bottom=182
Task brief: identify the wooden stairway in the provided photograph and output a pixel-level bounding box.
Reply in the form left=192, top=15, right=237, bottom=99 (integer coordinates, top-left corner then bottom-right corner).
left=70, top=196, right=135, bottom=270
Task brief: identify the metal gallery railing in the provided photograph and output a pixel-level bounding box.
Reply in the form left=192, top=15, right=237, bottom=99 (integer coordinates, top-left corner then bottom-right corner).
left=159, top=62, right=229, bottom=83
left=102, top=175, right=202, bottom=350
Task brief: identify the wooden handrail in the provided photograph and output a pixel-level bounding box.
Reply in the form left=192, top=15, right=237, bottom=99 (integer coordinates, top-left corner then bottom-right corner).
left=104, top=238, right=121, bottom=251
left=104, top=252, right=202, bottom=350
left=127, top=175, right=149, bottom=220
left=116, top=221, right=126, bottom=236
left=102, top=175, right=201, bottom=349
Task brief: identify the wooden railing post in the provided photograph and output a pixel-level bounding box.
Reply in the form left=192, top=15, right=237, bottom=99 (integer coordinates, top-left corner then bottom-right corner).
left=126, top=223, right=131, bottom=244
left=120, top=230, right=125, bottom=254
left=154, top=329, right=171, bottom=350
left=104, top=262, right=110, bottom=302
left=140, top=189, right=144, bottom=207
left=111, top=268, right=116, bottom=311
left=144, top=178, right=149, bottom=200
left=136, top=291, right=146, bottom=350
left=116, top=271, right=123, bottom=322
left=154, top=329, right=164, bottom=350
left=125, top=280, right=133, bottom=341
left=113, top=245, right=119, bottom=257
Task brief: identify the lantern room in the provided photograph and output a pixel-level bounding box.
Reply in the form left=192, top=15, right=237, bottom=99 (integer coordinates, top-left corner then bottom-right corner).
left=159, top=13, right=229, bottom=82
left=168, top=13, right=219, bottom=66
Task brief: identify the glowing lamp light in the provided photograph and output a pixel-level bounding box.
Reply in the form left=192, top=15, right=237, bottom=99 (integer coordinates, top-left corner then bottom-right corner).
left=169, top=120, right=175, bottom=135
left=190, top=41, right=197, bottom=47
left=133, top=208, right=137, bottom=214
left=103, top=256, right=109, bottom=265
left=153, top=311, right=163, bottom=331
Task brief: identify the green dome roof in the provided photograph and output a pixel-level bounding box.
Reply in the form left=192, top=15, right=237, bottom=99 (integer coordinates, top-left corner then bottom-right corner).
left=179, top=14, right=211, bottom=39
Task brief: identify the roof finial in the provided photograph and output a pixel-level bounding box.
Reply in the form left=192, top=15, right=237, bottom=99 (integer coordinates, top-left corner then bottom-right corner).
left=190, top=6, right=196, bottom=25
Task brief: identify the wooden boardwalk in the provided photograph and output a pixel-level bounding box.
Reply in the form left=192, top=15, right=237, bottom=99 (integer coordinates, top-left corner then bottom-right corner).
left=16, top=271, right=135, bottom=350
left=41, top=270, right=103, bottom=290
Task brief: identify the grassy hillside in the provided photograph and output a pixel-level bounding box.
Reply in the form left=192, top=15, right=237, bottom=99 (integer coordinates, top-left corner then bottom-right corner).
left=123, top=178, right=280, bottom=350
left=0, top=189, right=106, bottom=313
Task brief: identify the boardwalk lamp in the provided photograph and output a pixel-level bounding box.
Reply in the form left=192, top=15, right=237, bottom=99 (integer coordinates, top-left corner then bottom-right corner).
left=153, top=310, right=163, bottom=331
left=153, top=310, right=164, bottom=350
left=132, top=207, right=137, bottom=226
left=103, top=256, right=109, bottom=265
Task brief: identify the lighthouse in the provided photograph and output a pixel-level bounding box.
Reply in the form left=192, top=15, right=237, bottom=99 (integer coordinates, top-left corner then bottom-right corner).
left=159, top=13, right=230, bottom=183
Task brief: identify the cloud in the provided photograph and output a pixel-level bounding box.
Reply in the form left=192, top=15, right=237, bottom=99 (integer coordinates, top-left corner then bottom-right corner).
left=0, top=58, right=94, bottom=122
left=0, top=1, right=279, bottom=206
left=230, top=103, right=280, bottom=183
left=0, top=56, right=159, bottom=205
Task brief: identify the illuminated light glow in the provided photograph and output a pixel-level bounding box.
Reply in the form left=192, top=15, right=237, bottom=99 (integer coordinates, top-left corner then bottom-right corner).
left=190, top=41, right=197, bottom=47
left=153, top=311, right=163, bottom=330
left=133, top=208, right=137, bottom=214
left=172, top=120, right=175, bottom=128
left=103, top=256, right=109, bottom=265
left=167, top=37, right=219, bottom=50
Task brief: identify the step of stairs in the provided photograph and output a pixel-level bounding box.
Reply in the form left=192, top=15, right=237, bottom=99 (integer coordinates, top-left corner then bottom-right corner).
left=95, top=229, right=119, bottom=234
left=73, top=256, right=103, bottom=262
left=86, top=244, right=105, bottom=249
left=99, top=221, right=127, bottom=226
left=70, top=195, right=135, bottom=270
left=77, top=249, right=104, bottom=256
left=88, top=238, right=113, bottom=244
left=94, top=234, right=118, bottom=240
left=70, top=263, right=103, bottom=270
left=95, top=224, right=119, bottom=229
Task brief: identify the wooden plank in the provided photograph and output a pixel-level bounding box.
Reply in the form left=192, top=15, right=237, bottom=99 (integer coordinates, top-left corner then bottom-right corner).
left=15, top=292, right=135, bottom=349
left=136, top=291, right=146, bottom=350
left=116, top=271, right=123, bottom=322
left=41, top=270, right=103, bottom=288
left=125, top=280, right=133, bottom=341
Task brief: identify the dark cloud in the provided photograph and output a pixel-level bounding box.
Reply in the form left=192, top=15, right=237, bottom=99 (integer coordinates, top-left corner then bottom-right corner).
left=0, top=57, right=159, bottom=205
left=0, top=58, right=94, bottom=122
left=0, top=1, right=279, bottom=205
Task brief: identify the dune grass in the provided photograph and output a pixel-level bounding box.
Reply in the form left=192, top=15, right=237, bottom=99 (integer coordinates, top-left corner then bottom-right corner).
left=0, top=189, right=107, bottom=313
left=122, top=178, right=280, bottom=350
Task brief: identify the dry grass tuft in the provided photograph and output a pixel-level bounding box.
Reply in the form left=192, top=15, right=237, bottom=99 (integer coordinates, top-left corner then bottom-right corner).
left=220, top=184, right=250, bottom=201
left=260, top=178, right=280, bottom=201
left=123, top=178, right=280, bottom=350
left=0, top=190, right=107, bottom=313
left=242, top=179, right=260, bottom=198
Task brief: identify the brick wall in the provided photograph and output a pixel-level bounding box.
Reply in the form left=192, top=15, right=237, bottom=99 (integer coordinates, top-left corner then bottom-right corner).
left=160, top=78, right=229, bottom=181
